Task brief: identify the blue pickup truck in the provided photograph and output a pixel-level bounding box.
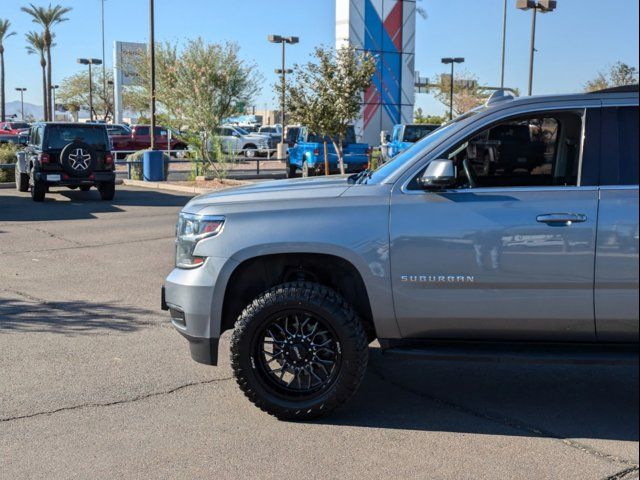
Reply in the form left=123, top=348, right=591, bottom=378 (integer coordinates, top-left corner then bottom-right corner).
left=386, top=123, right=440, bottom=158
left=287, top=126, right=370, bottom=178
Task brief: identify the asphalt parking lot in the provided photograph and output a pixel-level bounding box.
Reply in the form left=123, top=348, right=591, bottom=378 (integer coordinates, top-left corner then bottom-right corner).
left=0, top=185, right=638, bottom=480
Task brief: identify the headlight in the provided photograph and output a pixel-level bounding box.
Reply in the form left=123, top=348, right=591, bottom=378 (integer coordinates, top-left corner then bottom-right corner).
left=175, top=213, right=224, bottom=268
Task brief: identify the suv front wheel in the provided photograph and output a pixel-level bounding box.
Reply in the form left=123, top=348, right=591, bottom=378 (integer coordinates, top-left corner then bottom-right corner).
left=231, top=282, right=369, bottom=420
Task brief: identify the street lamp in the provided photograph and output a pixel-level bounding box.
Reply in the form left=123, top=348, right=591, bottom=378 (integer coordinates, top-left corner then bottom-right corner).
left=50, top=84, right=59, bottom=120
left=516, top=0, right=557, bottom=96
left=149, top=0, right=156, bottom=149
left=268, top=35, right=299, bottom=159
left=15, top=88, right=27, bottom=121
left=441, top=57, right=465, bottom=120
left=78, top=58, right=102, bottom=122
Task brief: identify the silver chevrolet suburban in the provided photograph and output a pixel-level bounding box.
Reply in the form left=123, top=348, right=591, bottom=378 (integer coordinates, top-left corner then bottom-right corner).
left=163, top=87, right=639, bottom=420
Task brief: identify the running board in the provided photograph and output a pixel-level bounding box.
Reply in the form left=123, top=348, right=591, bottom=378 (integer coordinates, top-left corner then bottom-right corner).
left=380, top=341, right=639, bottom=366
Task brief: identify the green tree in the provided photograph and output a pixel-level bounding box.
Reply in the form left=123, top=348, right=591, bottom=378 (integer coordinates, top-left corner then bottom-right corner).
left=21, top=3, right=72, bottom=121
left=132, top=38, right=260, bottom=176
left=584, top=62, right=639, bottom=92
left=0, top=19, right=16, bottom=122
left=57, top=69, right=114, bottom=122
left=432, top=72, right=490, bottom=117
left=414, top=108, right=445, bottom=125
left=287, top=45, right=376, bottom=174
left=25, top=31, right=49, bottom=122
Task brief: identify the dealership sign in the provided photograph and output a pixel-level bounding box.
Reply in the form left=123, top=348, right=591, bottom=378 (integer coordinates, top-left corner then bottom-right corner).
left=115, top=41, right=146, bottom=87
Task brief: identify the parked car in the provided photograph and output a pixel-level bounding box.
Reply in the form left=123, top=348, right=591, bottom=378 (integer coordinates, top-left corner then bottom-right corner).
left=287, top=126, right=370, bottom=177
left=109, top=125, right=188, bottom=154
left=15, top=122, right=116, bottom=202
left=0, top=121, right=30, bottom=136
left=106, top=124, right=132, bottom=136
left=284, top=125, right=301, bottom=148
left=387, top=123, right=439, bottom=158
left=257, top=125, right=282, bottom=150
left=214, top=125, right=270, bottom=157
left=162, top=86, right=639, bottom=420
left=0, top=132, right=28, bottom=146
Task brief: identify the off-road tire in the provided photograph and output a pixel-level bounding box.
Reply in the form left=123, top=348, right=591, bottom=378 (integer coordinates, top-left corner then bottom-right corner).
left=30, top=177, right=46, bottom=202
left=231, top=282, right=369, bottom=420
left=15, top=168, right=29, bottom=192
left=98, top=181, right=115, bottom=201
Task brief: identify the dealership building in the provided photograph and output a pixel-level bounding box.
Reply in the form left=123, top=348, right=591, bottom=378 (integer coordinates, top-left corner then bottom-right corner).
left=337, top=0, right=416, bottom=145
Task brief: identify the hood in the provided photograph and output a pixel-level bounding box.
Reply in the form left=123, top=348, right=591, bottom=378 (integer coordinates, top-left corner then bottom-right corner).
left=184, top=175, right=352, bottom=212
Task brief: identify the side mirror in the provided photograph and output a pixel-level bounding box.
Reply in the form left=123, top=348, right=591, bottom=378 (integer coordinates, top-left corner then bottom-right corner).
left=417, top=159, right=457, bottom=189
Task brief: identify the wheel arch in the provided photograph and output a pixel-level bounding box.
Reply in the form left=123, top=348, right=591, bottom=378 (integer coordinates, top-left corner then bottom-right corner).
left=217, top=251, right=377, bottom=342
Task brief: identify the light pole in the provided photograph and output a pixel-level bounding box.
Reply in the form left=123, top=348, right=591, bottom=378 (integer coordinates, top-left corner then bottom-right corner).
left=500, top=0, right=508, bottom=88
left=268, top=35, right=299, bottom=158
left=50, top=84, right=59, bottom=120
left=149, top=0, right=156, bottom=150
left=516, top=0, right=557, bottom=96
left=15, top=88, right=27, bottom=121
left=100, top=0, right=107, bottom=107
left=441, top=57, right=465, bottom=120
left=78, top=58, right=102, bottom=122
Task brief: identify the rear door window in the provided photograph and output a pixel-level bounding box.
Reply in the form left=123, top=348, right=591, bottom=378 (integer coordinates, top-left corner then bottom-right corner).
left=45, top=125, right=108, bottom=150
left=600, top=106, right=639, bottom=185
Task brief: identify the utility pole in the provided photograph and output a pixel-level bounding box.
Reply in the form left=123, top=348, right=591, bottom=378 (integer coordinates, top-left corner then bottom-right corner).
left=500, top=0, right=507, bottom=88
left=149, top=0, right=156, bottom=150
left=101, top=0, right=107, bottom=118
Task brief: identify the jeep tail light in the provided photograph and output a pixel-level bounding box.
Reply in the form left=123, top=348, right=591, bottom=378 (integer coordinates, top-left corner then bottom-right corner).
left=313, top=148, right=319, bottom=156
left=175, top=213, right=225, bottom=269
left=39, top=153, right=51, bottom=164
left=104, top=153, right=114, bottom=165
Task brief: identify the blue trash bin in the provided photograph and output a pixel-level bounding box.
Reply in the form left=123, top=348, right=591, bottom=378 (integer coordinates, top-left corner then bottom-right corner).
left=143, top=150, right=165, bottom=181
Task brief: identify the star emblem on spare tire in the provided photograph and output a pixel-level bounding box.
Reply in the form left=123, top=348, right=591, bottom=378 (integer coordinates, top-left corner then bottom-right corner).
left=68, top=148, right=91, bottom=170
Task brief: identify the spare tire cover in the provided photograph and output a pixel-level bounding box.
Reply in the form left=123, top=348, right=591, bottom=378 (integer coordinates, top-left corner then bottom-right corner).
left=60, top=141, right=96, bottom=178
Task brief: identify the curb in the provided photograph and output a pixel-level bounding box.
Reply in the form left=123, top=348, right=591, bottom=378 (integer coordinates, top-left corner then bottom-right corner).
left=122, top=179, right=244, bottom=195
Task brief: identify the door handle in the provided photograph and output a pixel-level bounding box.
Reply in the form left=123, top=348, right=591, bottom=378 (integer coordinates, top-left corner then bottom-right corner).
left=536, top=213, right=587, bottom=225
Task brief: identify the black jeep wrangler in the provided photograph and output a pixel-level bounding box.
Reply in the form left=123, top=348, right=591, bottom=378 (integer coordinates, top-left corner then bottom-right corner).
left=15, top=122, right=116, bottom=202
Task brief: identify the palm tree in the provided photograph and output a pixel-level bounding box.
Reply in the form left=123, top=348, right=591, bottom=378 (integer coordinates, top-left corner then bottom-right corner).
left=25, top=32, right=49, bottom=122
left=0, top=19, right=16, bottom=122
left=21, top=3, right=71, bottom=121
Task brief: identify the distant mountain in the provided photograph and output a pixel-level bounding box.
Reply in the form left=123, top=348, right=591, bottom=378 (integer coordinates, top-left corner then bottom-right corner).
left=5, top=100, right=44, bottom=121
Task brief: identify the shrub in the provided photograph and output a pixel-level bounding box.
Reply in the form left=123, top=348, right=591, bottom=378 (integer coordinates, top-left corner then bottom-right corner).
left=0, top=144, right=19, bottom=183
left=126, top=149, right=171, bottom=181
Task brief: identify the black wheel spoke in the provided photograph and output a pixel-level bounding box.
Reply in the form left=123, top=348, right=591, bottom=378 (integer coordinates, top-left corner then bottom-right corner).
left=254, top=309, right=340, bottom=396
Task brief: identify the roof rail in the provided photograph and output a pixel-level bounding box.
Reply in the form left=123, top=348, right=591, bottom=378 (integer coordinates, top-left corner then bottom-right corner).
left=486, top=89, right=515, bottom=106
left=588, top=85, right=639, bottom=94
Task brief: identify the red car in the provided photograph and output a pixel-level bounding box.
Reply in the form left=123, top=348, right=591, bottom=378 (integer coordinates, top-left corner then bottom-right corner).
left=109, top=125, right=187, bottom=153
left=0, top=121, right=30, bottom=135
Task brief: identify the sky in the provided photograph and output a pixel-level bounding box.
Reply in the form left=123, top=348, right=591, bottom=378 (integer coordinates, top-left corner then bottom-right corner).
left=1, top=0, right=639, bottom=116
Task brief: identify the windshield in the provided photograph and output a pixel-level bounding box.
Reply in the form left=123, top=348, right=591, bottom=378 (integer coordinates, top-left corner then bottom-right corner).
left=367, top=109, right=481, bottom=184
left=235, top=127, right=249, bottom=135
left=46, top=125, right=109, bottom=150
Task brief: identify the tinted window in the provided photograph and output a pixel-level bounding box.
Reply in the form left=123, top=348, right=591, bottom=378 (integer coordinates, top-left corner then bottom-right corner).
left=440, top=111, right=583, bottom=188
left=600, top=106, right=639, bottom=185
left=135, top=127, right=150, bottom=136
left=11, top=122, right=30, bottom=130
left=46, top=125, right=109, bottom=150
left=404, top=125, right=438, bottom=143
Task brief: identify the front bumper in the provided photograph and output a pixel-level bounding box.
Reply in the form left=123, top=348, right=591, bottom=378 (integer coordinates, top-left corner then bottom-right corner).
left=162, top=256, right=235, bottom=366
